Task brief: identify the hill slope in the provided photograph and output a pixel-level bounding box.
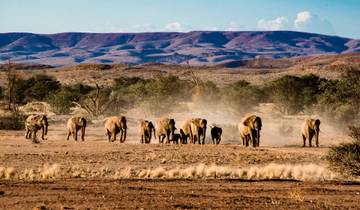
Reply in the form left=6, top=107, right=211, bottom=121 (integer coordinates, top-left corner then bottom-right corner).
left=0, top=31, right=359, bottom=66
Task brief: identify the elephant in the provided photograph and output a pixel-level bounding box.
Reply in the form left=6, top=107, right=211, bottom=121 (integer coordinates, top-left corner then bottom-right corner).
left=238, top=124, right=251, bottom=146
left=25, top=114, right=48, bottom=142
left=171, top=133, right=181, bottom=144
left=239, top=115, right=262, bottom=147
left=104, top=116, right=127, bottom=143
left=180, top=118, right=207, bottom=144
left=210, top=126, right=222, bottom=145
left=155, top=118, right=176, bottom=144
left=301, top=118, right=320, bottom=147
left=139, top=120, right=155, bottom=144
left=66, top=116, right=87, bottom=141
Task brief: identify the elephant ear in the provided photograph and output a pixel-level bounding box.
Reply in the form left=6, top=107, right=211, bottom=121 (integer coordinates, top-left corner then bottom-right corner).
left=243, top=115, right=257, bottom=127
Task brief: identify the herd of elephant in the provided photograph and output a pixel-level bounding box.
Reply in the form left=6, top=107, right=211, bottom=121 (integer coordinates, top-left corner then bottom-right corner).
left=24, top=114, right=321, bottom=147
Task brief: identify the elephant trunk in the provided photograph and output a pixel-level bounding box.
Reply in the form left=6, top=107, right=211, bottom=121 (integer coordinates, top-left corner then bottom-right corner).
left=152, top=128, right=156, bottom=141
left=314, top=130, right=319, bottom=147
left=44, top=124, right=48, bottom=135
left=202, top=127, right=207, bottom=144
left=257, top=129, right=260, bottom=147
left=169, top=129, right=174, bottom=141
left=81, top=127, right=86, bottom=141
left=121, top=129, right=127, bottom=143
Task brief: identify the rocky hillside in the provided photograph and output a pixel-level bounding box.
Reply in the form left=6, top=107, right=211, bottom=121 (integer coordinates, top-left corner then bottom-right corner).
left=0, top=31, right=359, bottom=66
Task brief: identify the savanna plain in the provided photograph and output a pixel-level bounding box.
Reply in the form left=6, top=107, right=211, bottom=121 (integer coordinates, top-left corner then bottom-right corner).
left=1, top=54, right=360, bottom=209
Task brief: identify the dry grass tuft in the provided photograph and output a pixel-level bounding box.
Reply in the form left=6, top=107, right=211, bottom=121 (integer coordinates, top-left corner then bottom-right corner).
left=40, top=164, right=60, bottom=179
left=289, top=188, right=305, bottom=202
left=0, top=163, right=341, bottom=181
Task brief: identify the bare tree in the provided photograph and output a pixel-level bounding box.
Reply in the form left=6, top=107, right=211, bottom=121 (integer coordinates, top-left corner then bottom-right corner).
left=5, top=60, right=18, bottom=112
left=73, top=83, right=113, bottom=118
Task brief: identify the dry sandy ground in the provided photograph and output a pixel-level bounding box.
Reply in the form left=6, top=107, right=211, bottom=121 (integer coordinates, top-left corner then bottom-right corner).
left=0, top=123, right=359, bottom=209
left=1, top=179, right=360, bottom=210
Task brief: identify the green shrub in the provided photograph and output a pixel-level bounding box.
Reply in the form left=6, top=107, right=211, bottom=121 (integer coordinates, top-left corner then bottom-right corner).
left=317, top=71, right=360, bottom=124
left=111, top=76, right=192, bottom=116
left=0, top=114, right=25, bottom=130
left=220, top=80, right=265, bottom=114
left=267, top=74, right=324, bottom=114
left=47, top=88, right=81, bottom=114
left=192, top=81, right=219, bottom=104
left=326, top=125, right=360, bottom=177
left=29, top=74, right=61, bottom=100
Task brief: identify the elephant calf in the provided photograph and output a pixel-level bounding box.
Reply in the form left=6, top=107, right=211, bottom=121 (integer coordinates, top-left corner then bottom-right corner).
left=25, top=114, right=48, bottom=143
left=302, top=118, right=320, bottom=147
left=139, top=120, right=155, bottom=144
left=66, top=116, right=87, bottom=141
left=210, top=126, right=222, bottom=145
left=169, top=133, right=181, bottom=144
left=105, top=116, right=127, bottom=143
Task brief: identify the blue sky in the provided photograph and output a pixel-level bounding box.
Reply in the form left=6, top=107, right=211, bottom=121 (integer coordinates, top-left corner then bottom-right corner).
left=1, top=0, right=359, bottom=38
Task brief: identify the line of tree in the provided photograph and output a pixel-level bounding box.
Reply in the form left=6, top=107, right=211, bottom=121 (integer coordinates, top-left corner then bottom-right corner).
left=1, top=68, right=360, bottom=125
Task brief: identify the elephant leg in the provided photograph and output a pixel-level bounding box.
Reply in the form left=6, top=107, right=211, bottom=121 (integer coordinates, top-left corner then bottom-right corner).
left=74, top=129, right=78, bottom=141
left=25, top=126, right=30, bottom=139
left=114, top=131, right=118, bottom=142
left=107, top=130, right=111, bottom=142
left=66, top=131, right=71, bottom=140
left=31, top=129, right=37, bottom=143
left=81, top=127, right=85, bottom=141
left=309, top=133, right=313, bottom=147
left=141, top=134, right=144, bottom=144
left=302, top=135, right=306, bottom=147
left=252, top=136, right=256, bottom=148
left=41, top=126, right=45, bottom=140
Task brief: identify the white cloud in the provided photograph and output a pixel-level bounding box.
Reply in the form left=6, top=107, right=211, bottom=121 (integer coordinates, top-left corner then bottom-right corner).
left=293, top=11, right=335, bottom=34
left=164, top=22, right=184, bottom=32
left=294, top=11, right=312, bottom=28
left=257, top=16, right=289, bottom=30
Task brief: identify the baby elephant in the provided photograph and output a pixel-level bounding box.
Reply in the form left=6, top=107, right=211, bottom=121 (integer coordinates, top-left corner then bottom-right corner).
left=66, top=116, right=87, bottom=141
left=169, top=133, right=181, bottom=144
left=210, top=126, right=222, bottom=145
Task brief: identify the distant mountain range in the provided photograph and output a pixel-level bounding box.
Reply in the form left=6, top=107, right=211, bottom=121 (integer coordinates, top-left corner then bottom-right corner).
left=0, top=31, right=359, bottom=66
